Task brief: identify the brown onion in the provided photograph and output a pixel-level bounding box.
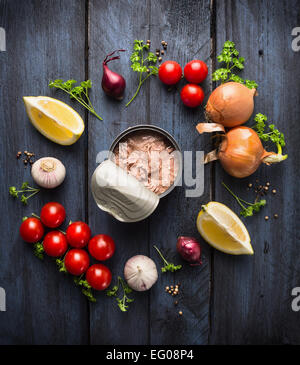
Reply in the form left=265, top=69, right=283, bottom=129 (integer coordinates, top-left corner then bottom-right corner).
left=197, top=124, right=287, bottom=178
left=206, top=82, right=256, bottom=127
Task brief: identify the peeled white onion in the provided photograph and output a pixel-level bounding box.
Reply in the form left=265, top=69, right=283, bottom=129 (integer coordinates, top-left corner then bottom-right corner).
left=124, top=255, right=158, bottom=291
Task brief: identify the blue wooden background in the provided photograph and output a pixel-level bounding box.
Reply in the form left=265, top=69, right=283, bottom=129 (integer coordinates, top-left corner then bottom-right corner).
left=0, top=0, right=299, bottom=345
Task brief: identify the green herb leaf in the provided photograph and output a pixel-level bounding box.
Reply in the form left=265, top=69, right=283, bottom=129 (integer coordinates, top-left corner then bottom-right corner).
left=21, top=182, right=29, bottom=190
left=9, top=183, right=40, bottom=205
left=33, top=242, right=44, bottom=260
left=82, top=288, right=97, bottom=302
left=222, top=182, right=266, bottom=218
left=56, top=258, right=67, bottom=273
left=212, top=40, right=257, bottom=89
left=9, top=186, right=18, bottom=198
left=253, top=113, right=286, bottom=149
left=153, top=245, right=182, bottom=273
left=106, top=276, right=134, bottom=312
left=49, top=79, right=103, bottom=121
left=126, top=39, right=158, bottom=107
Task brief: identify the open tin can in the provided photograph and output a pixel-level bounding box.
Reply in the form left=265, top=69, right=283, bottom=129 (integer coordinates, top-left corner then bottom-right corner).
left=91, top=124, right=182, bottom=222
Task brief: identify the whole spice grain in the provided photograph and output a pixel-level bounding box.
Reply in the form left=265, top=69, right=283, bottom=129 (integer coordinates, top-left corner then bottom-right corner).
left=17, top=150, right=36, bottom=167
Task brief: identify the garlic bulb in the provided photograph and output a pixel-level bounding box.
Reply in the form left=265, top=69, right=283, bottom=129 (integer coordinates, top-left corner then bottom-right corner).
left=31, top=157, right=66, bottom=189
left=124, top=255, right=158, bottom=291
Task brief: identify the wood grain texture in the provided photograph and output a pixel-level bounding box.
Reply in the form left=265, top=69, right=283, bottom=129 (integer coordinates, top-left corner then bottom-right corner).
left=148, top=0, right=211, bottom=345
left=0, top=0, right=299, bottom=345
left=0, top=0, right=89, bottom=345
left=87, top=0, right=151, bottom=345
left=87, top=0, right=212, bottom=345
left=210, top=0, right=300, bottom=345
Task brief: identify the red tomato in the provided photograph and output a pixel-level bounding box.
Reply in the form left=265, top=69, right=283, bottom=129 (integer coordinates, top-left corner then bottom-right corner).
left=43, top=231, right=68, bottom=257
left=184, top=60, right=208, bottom=84
left=180, top=84, right=205, bottom=107
left=66, top=221, right=91, bottom=248
left=20, top=217, right=44, bottom=243
left=64, top=249, right=90, bottom=276
left=88, top=234, right=115, bottom=261
left=86, top=264, right=112, bottom=291
left=158, top=61, right=182, bottom=85
left=40, top=202, right=66, bottom=228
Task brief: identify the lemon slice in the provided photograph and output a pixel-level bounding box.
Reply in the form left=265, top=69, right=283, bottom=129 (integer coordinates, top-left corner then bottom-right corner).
left=197, top=201, right=253, bottom=255
left=23, top=96, right=84, bottom=145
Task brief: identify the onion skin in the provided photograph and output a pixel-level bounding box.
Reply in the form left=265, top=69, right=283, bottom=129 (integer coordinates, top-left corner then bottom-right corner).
left=218, top=126, right=272, bottom=178
left=206, top=82, right=256, bottom=127
left=102, top=50, right=126, bottom=100
left=176, top=236, right=202, bottom=266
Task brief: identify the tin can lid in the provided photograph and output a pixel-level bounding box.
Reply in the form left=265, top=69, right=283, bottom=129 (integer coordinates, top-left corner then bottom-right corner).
left=91, top=160, right=160, bottom=223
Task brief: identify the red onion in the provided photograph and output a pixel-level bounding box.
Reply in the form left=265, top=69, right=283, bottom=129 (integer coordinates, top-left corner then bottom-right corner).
left=102, top=49, right=126, bottom=100
left=176, top=236, right=202, bottom=266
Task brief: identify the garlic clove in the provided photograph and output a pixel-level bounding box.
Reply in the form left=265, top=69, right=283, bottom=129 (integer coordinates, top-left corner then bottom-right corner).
left=31, top=157, right=66, bottom=189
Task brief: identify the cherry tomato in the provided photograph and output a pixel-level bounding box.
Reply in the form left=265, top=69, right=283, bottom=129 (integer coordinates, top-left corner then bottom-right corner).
left=180, top=84, right=205, bottom=108
left=40, top=202, right=66, bottom=228
left=184, top=60, right=208, bottom=84
left=158, top=60, right=182, bottom=85
left=66, top=221, right=91, bottom=248
left=20, top=217, right=44, bottom=243
left=43, top=231, right=68, bottom=257
left=64, top=249, right=90, bottom=276
left=88, top=234, right=115, bottom=261
left=86, top=264, right=112, bottom=291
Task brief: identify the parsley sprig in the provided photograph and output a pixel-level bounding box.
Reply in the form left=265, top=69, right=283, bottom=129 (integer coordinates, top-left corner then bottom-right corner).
left=9, top=182, right=40, bottom=205
left=33, top=242, right=44, bottom=260
left=212, top=41, right=257, bottom=89
left=49, top=79, right=103, bottom=121
left=253, top=113, right=287, bottom=160
left=153, top=245, right=182, bottom=273
left=74, top=277, right=96, bottom=303
left=126, top=40, right=158, bottom=107
left=106, top=276, right=134, bottom=312
left=222, top=182, right=266, bottom=218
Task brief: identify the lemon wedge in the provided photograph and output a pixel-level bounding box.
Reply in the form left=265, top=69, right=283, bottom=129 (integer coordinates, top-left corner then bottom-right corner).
left=197, top=201, right=253, bottom=255
left=23, top=96, right=84, bottom=145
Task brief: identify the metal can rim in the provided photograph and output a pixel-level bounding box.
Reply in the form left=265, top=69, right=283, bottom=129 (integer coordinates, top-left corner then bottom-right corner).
left=108, top=124, right=182, bottom=198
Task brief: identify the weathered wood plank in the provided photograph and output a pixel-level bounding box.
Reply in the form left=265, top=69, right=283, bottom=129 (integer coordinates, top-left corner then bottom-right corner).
left=0, top=0, right=89, bottom=344
left=148, top=0, right=212, bottom=345
left=210, top=0, right=300, bottom=344
left=88, top=0, right=212, bottom=345
left=87, top=0, right=152, bottom=345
